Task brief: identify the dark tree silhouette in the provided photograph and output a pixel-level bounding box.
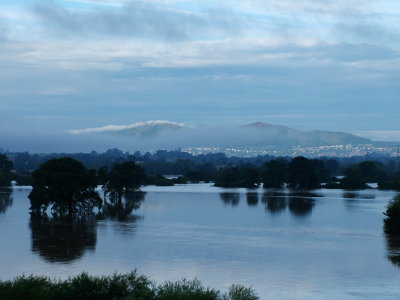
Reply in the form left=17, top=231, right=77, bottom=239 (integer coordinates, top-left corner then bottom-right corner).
left=378, top=170, right=400, bottom=191
left=341, top=166, right=368, bottom=190
left=214, top=164, right=260, bottom=188
left=28, top=158, right=102, bottom=216
left=384, top=195, right=400, bottom=234
left=325, top=159, right=339, bottom=175
left=357, top=161, right=387, bottom=182
left=103, top=161, right=146, bottom=203
left=262, top=159, right=287, bottom=188
left=0, top=154, right=13, bottom=187
left=288, top=156, right=320, bottom=189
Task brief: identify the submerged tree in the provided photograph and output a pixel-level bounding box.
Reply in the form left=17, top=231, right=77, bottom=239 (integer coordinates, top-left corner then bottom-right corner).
left=287, top=156, right=320, bottom=189
left=103, top=161, right=146, bottom=203
left=262, top=159, right=287, bottom=188
left=214, top=164, right=260, bottom=188
left=0, top=154, right=13, bottom=187
left=341, top=166, right=368, bottom=190
left=384, top=195, right=400, bottom=235
left=28, top=158, right=102, bottom=216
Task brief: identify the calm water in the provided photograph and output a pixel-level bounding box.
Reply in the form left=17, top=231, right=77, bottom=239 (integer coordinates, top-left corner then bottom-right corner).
left=1, top=184, right=400, bottom=299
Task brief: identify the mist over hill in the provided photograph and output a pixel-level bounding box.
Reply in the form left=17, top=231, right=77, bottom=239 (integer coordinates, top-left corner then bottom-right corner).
left=3, top=120, right=396, bottom=156
left=67, top=120, right=374, bottom=149
left=241, top=122, right=372, bottom=147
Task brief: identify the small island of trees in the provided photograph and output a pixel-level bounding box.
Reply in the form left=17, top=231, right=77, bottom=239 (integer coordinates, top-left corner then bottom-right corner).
left=28, top=158, right=148, bottom=218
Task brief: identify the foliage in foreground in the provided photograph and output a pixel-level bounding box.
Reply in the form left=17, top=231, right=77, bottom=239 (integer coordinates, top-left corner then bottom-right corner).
left=384, top=195, right=400, bottom=234
left=0, top=271, right=259, bottom=300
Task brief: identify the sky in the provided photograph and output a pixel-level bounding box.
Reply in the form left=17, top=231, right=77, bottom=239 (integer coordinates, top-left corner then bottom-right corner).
left=0, top=0, right=400, bottom=152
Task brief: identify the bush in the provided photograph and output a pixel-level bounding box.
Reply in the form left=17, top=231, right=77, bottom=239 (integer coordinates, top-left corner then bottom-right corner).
left=224, top=285, right=259, bottom=300
left=0, top=272, right=259, bottom=300
left=157, top=279, right=219, bottom=300
left=0, top=271, right=154, bottom=300
left=384, top=195, right=400, bottom=234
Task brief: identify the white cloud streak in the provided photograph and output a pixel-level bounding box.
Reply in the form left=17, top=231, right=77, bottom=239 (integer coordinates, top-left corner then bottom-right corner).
left=67, top=120, right=185, bottom=135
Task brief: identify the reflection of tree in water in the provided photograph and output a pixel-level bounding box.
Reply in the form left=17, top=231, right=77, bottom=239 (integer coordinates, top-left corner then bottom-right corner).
left=102, top=191, right=146, bottom=221
left=220, top=192, right=240, bottom=207
left=30, top=215, right=96, bottom=263
left=290, top=191, right=323, bottom=198
left=342, top=192, right=376, bottom=210
left=342, top=192, right=359, bottom=199
left=385, top=235, right=400, bottom=267
left=360, top=194, right=375, bottom=199
left=0, top=191, right=13, bottom=214
left=262, top=192, right=287, bottom=214
left=246, top=192, right=259, bottom=206
left=100, top=191, right=145, bottom=235
left=288, top=196, right=315, bottom=217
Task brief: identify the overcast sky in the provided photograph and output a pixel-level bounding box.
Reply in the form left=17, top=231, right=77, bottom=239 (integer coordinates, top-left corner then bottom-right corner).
left=1, top=0, right=400, bottom=151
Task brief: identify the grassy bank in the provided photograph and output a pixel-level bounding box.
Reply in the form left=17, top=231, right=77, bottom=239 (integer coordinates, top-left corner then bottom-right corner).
left=0, top=271, right=259, bottom=300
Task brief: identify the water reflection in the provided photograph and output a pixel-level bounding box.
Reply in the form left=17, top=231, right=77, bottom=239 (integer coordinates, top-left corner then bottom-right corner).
left=102, top=191, right=146, bottom=221
left=385, top=235, right=400, bottom=267
left=30, top=216, right=96, bottom=263
left=342, top=192, right=375, bottom=200
left=220, top=192, right=240, bottom=207
left=288, top=196, right=315, bottom=217
left=289, top=191, right=324, bottom=198
left=0, top=190, right=13, bottom=214
left=343, top=192, right=359, bottom=199
left=100, top=191, right=145, bottom=235
left=262, top=192, right=287, bottom=214
left=360, top=194, right=375, bottom=199
left=342, top=192, right=376, bottom=210
left=246, top=192, right=259, bottom=206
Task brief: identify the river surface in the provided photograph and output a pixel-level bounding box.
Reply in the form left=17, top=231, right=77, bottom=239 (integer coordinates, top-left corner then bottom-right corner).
left=0, top=184, right=399, bottom=299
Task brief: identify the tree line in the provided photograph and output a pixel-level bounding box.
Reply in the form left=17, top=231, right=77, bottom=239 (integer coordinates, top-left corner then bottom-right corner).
left=4, top=148, right=400, bottom=184
left=215, top=157, right=400, bottom=190
left=2, top=153, right=400, bottom=191
left=2, top=154, right=400, bottom=237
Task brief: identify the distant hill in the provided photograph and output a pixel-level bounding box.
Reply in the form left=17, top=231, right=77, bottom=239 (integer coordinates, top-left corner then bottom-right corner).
left=66, top=120, right=387, bottom=156
left=242, top=122, right=372, bottom=147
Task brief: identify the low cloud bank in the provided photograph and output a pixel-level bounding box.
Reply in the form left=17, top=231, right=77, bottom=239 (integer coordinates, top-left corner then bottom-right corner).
left=66, top=120, right=374, bottom=149
left=67, top=120, right=185, bottom=138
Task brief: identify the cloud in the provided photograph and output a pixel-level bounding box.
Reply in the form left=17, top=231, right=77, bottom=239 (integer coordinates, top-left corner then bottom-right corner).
left=33, top=1, right=243, bottom=41
left=67, top=120, right=185, bottom=138
left=333, top=22, right=400, bottom=45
